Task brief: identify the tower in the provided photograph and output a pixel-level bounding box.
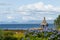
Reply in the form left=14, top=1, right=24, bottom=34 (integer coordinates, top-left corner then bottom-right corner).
left=41, top=17, right=48, bottom=28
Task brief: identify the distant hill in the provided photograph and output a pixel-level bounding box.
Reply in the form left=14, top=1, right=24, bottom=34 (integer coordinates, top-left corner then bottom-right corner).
left=0, top=20, right=54, bottom=24
left=26, top=20, right=54, bottom=24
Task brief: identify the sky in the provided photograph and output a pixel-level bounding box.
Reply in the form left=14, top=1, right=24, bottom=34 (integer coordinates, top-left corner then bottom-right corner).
left=0, top=0, right=60, bottom=23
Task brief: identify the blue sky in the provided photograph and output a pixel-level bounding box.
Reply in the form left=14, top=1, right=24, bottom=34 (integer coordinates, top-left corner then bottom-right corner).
left=0, top=0, right=60, bottom=23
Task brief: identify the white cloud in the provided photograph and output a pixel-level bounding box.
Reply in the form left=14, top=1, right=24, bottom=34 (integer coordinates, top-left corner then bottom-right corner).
left=7, top=16, right=13, bottom=19
left=19, top=2, right=60, bottom=12
left=17, top=2, right=60, bottom=21
left=22, top=16, right=37, bottom=20
left=46, top=17, right=54, bottom=20
left=1, top=2, right=60, bottom=22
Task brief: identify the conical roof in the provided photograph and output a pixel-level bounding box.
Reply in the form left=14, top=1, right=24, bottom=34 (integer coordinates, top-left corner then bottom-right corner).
left=41, top=17, right=48, bottom=26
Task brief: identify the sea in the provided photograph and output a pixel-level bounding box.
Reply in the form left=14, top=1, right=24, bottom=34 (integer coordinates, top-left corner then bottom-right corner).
left=0, top=24, right=55, bottom=30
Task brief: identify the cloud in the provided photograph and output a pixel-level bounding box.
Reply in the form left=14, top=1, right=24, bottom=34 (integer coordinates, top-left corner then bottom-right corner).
left=22, top=16, right=38, bottom=21
left=0, top=3, right=11, bottom=6
left=19, top=2, right=60, bottom=12
left=7, top=16, right=13, bottom=19
left=0, top=2, right=60, bottom=22
left=17, top=2, right=60, bottom=20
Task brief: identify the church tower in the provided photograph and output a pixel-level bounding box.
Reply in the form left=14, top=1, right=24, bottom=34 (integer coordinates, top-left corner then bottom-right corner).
left=41, top=17, right=48, bottom=28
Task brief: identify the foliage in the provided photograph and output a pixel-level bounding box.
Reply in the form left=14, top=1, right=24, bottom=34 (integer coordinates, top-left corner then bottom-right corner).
left=0, top=29, right=60, bottom=40
left=24, top=30, right=60, bottom=40
left=0, top=29, right=4, bottom=40
left=54, top=15, right=60, bottom=30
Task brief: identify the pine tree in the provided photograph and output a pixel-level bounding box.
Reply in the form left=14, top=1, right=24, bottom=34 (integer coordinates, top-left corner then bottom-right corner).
left=54, top=15, right=60, bottom=30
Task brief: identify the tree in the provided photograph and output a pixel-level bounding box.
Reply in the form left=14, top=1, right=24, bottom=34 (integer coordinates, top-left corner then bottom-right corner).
left=54, top=15, right=60, bottom=30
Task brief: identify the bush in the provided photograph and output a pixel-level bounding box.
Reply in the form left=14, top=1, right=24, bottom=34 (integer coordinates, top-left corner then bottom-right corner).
left=4, top=36, right=18, bottom=40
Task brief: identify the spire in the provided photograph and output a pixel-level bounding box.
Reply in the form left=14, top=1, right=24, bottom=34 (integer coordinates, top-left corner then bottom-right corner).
left=44, top=17, right=45, bottom=20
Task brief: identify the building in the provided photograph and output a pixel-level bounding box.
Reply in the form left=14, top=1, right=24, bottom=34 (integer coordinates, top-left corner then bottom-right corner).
left=41, top=17, right=48, bottom=28
left=41, top=17, right=48, bottom=31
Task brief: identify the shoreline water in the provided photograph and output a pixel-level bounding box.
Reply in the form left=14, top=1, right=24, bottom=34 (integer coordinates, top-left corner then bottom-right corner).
left=0, top=24, right=55, bottom=30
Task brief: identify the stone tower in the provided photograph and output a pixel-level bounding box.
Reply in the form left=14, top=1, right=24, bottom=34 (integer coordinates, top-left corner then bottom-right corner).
left=41, top=17, right=48, bottom=28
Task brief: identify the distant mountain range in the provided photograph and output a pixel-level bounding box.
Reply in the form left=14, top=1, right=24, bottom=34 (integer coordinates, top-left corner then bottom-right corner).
left=25, top=20, right=54, bottom=24
left=0, top=20, right=54, bottom=24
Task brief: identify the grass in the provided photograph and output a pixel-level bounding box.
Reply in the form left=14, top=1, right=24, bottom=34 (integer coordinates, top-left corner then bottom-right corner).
left=13, top=32, right=24, bottom=38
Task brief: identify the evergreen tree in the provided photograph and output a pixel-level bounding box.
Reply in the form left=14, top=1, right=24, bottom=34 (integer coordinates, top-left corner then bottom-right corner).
left=54, top=15, right=60, bottom=29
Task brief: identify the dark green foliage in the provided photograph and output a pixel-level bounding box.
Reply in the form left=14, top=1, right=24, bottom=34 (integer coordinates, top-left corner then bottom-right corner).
left=4, top=36, right=18, bottom=40
left=54, top=15, right=60, bottom=30
left=37, top=33, right=41, bottom=38
left=25, top=34, right=29, bottom=38
left=54, top=15, right=60, bottom=27
left=0, top=30, right=4, bottom=40
left=20, top=37, right=24, bottom=40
